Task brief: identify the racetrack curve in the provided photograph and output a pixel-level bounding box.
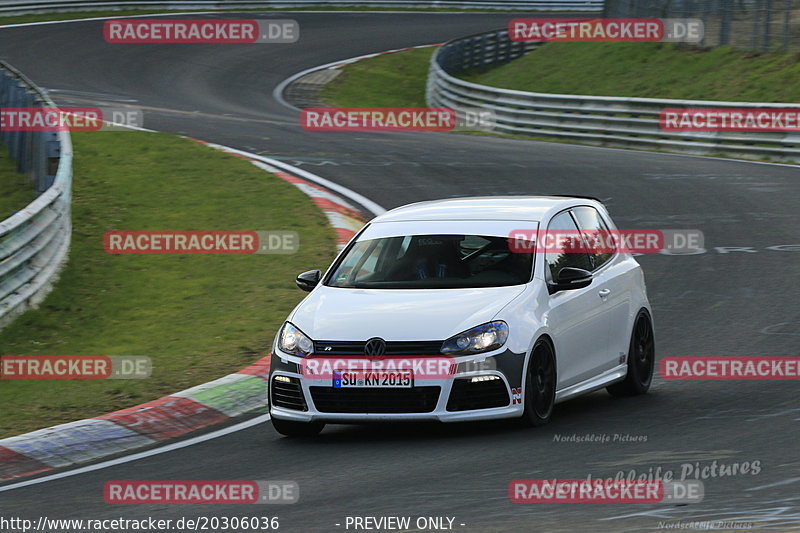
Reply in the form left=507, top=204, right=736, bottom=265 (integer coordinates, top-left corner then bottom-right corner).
left=1, top=12, right=799, bottom=532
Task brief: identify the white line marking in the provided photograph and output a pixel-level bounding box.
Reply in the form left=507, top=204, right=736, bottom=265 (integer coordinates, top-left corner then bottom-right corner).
left=0, top=8, right=795, bottom=170
left=50, top=110, right=384, bottom=217
left=746, top=477, right=800, bottom=492
left=52, top=106, right=384, bottom=216
left=535, top=138, right=800, bottom=169
left=0, top=133, right=380, bottom=493
left=269, top=47, right=800, bottom=170
left=0, top=414, right=270, bottom=493
left=202, top=141, right=386, bottom=216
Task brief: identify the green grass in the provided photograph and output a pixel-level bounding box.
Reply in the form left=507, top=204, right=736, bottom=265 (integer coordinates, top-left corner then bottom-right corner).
left=319, top=42, right=800, bottom=164
left=0, top=131, right=335, bottom=437
left=0, top=149, right=35, bottom=219
left=461, top=43, right=800, bottom=102
left=322, top=42, right=800, bottom=107
left=321, top=47, right=436, bottom=107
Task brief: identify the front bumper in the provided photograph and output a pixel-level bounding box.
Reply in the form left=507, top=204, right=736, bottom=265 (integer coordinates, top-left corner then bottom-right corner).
left=268, top=348, right=526, bottom=423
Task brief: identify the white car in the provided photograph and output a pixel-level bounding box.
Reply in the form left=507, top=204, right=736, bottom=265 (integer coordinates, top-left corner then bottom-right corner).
left=268, top=196, right=654, bottom=437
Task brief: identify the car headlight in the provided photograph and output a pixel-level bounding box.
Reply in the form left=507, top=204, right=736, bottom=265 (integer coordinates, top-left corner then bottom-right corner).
left=441, top=321, right=509, bottom=355
left=278, top=322, right=314, bottom=357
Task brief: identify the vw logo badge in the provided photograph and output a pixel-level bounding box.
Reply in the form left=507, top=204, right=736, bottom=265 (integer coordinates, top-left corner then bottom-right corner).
left=364, top=337, right=387, bottom=356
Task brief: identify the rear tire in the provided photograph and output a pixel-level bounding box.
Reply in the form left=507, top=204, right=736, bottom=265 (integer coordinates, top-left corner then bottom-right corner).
left=271, top=417, right=324, bottom=437
left=607, top=310, right=655, bottom=397
left=520, top=339, right=556, bottom=427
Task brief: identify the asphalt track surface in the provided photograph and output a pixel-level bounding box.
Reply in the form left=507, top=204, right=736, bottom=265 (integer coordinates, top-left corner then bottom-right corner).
left=1, top=12, right=800, bottom=532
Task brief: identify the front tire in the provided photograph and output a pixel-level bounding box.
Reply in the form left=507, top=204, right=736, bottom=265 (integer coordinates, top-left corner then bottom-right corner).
left=271, top=417, right=324, bottom=437
left=607, top=310, right=655, bottom=397
left=520, top=339, right=556, bottom=427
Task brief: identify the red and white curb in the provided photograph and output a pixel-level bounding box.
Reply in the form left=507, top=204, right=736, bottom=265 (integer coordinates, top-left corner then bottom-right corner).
left=0, top=357, right=270, bottom=481
left=195, top=140, right=368, bottom=249
left=0, top=142, right=371, bottom=482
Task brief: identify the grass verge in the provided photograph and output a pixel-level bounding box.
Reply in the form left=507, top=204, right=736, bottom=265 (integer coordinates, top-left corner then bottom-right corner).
left=0, top=149, right=34, bottom=220
left=322, top=42, right=800, bottom=106
left=0, top=130, right=335, bottom=438
left=460, top=43, right=800, bottom=102
left=320, top=47, right=435, bottom=107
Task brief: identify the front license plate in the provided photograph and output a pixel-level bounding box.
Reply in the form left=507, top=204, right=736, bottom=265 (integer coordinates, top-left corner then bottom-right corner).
left=333, top=370, right=413, bottom=388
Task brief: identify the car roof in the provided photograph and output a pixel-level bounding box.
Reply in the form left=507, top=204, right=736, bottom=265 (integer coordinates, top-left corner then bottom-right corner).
left=372, top=196, right=603, bottom=223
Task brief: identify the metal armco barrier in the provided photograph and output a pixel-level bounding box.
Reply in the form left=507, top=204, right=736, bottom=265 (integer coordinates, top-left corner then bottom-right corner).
left=0, top=0, right=603, bottom=14
left=0, top=61, right=72, bottom=330
left=426, top=30, right=800, bottom=162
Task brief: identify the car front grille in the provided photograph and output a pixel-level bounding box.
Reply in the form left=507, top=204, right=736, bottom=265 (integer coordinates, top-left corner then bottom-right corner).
left=446, top=378, right=509, bottom=411
left=309, top=386, right=441, bottom=413
left=312, top=340, right=443, bottom=356
left=271, top=376, right=307, bottom=411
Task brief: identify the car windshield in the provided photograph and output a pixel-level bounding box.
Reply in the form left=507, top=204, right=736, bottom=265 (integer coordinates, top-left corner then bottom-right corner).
left=327, top=234, right=533, bottom=289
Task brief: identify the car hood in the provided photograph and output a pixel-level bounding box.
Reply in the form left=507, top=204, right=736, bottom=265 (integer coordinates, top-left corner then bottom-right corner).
left=289, top=285, right=526, bottom=341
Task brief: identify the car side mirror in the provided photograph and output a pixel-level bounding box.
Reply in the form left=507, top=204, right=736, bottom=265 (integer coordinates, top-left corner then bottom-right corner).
left=549, top=267, right=592, bottom=293
left=296, top=269, right=321, bottom=292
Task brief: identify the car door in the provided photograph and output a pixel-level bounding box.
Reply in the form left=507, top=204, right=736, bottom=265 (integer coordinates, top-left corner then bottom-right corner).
left=571, top=206, right=632, bottom=374
left=543, top=210, right=611, bottom=389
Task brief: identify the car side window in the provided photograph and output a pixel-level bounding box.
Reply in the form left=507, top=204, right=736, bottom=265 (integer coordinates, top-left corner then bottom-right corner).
left=571, top=206, right=615, bottom=271
left=332, top=238, right=391, bottom=284
left=545, top=211, right=593, bottom=281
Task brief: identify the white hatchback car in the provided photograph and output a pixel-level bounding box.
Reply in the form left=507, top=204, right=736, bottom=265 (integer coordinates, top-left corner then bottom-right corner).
left=269, top=196, right=654, bottom=437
